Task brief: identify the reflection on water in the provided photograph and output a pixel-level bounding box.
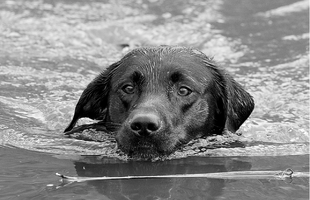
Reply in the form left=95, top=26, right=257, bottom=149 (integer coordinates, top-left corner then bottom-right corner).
left=0, top=0, right=309, bottom=199
left=71, top=156, right=252, bottom=199
left=67, top=155, right=308, bottom=200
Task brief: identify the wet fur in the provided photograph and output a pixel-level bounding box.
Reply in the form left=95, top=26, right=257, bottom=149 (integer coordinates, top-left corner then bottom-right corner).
left=64, top=46, right=254, bottom=158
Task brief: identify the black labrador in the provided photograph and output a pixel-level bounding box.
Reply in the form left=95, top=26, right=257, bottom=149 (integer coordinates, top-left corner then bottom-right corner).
left=64, top=46, right=254, bottom=158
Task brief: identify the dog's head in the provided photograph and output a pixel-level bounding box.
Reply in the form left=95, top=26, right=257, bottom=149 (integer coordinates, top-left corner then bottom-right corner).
left=65, top=46, right=254, bottom=159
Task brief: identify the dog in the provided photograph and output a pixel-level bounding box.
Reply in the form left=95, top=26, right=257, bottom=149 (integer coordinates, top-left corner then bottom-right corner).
left=64, top=46, right=254, bottom=159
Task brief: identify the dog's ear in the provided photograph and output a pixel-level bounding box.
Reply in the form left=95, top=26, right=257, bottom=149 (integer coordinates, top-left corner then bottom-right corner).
left=203, top=58, right=254, bottom=134
left=206, top=65, right=229, bottom=134
left=224, top=74, right=254, bottom=132
left=64, top=62, right=120, bottom=133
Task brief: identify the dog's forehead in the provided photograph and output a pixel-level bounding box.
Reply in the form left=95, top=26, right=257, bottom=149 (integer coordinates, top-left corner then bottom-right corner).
left=120, top=47, right=211, bottom=73
left=127, top=46, right=208, bottom=62
left=110, top=47, right=218, bottom=87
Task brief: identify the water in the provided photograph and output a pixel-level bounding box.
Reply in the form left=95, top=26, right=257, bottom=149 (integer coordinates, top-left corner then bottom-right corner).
left=0, top=0, right=309, bottom=199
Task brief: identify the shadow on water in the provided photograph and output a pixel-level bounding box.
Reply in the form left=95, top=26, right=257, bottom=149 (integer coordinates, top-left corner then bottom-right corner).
left=50, top=155, right=308, bottom=200
left=72, top=157, right=252, bottom=200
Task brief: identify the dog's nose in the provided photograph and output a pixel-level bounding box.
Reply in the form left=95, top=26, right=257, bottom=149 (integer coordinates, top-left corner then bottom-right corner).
left=130, top=113, right=161, bottom=136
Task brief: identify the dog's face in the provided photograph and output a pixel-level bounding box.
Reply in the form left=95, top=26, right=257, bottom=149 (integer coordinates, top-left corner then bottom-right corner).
left=64, top=46, right=254, bottom=159
left=109, top=49, right=226, bottom=158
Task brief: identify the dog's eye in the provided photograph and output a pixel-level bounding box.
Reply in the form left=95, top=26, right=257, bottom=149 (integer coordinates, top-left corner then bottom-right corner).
left=178, top=86, right=192, bottom=96
left=122, top=85, right=135, bottom=94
